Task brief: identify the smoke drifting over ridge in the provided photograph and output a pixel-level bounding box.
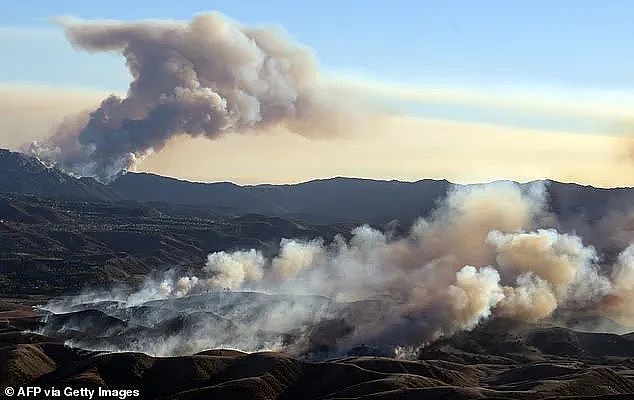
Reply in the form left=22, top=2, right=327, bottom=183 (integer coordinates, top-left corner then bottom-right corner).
left=29, top=13, right=352, bottom=181
left=41, top=182, right=634, bottom=357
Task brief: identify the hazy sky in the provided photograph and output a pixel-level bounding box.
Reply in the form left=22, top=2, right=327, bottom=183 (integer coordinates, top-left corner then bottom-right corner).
left=1, top=1, right=633, bottom=186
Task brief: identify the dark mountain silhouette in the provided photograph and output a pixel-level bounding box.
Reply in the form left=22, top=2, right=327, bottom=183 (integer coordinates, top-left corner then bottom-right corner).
left=2, top=147, right=634, bottom=295
left=3, top=148, right=634, bottom=399
left=119, top=173, right=634, bottom=225
left=110, top=172, right=282, bottom=215
left=3, top=148, right=633, bottom=227
left=110, top=172, right=452, bottom=224
left=0, top=149, right=120, bottom=202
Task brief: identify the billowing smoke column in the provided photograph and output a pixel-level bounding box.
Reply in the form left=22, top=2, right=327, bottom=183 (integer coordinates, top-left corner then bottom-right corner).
left=42, top=182, right=634, bottom=357
left=30, top=13, right=344, bottom=181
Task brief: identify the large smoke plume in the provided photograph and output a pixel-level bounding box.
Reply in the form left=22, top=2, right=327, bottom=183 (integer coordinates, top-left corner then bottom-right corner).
left=29, top=13, right=351, bottom=181
left=42, top=182, right=634, bottom=357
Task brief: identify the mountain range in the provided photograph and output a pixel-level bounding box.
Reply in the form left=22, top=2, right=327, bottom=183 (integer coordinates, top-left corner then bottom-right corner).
left=2, top=146, right=633, bottom=295
left=3, top=148, right=634, bottom=225
left=3, top=148, right=634, bottom=399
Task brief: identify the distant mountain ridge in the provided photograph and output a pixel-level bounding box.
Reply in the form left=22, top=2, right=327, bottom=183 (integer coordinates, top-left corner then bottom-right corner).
left=1, top=148, right=633, bottom=225
left=0, top=149, right=120, bottom=202
left=111, top=172, right=452, bottom=223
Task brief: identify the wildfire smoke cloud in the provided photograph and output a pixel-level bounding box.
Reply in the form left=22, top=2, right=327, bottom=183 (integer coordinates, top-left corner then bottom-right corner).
left=30, top=12, right=353, bottom=181
left=43, top=182, right=634, bottom=357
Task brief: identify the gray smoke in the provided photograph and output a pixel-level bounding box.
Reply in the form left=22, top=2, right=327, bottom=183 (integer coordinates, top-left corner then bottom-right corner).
left=29, top=13, right=349, bottom=181
left=39, top=182, right=634, bottom=358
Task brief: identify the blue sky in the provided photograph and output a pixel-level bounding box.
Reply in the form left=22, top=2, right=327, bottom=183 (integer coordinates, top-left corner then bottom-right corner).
left=2, top=0, right=634, bottom=91
left=1, top=1, right=633, bottom=186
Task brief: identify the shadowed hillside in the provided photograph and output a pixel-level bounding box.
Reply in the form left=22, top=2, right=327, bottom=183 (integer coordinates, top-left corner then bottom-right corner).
left=2, top=148, right=633, bottom=295
left=0, top=149, right=120, bottom=202
left=3, top=149, right=634, bottom=228
left=3, top=302, right=634, bottom=400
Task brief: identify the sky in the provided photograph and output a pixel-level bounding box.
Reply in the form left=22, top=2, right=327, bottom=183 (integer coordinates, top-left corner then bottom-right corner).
left=1, top=1, right=633, bottom=186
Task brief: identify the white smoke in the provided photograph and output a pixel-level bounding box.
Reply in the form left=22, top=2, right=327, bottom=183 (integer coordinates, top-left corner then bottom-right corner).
left=603, top=245, right=634, bottom=324
left=497, top=273, right=558, bottom=322
left=204, top=249, right=266, bottom=290
left=446, top=266, right=504, bottom=330
left=270, top=238, right=325, bottom=283
left=488, top=229, right=611, bottom=308
left=41, top=182, right=634, bottom=357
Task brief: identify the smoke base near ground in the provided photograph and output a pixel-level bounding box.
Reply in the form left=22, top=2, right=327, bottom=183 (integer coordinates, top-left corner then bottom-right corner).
left=40, top=181, right=634, bottom=358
